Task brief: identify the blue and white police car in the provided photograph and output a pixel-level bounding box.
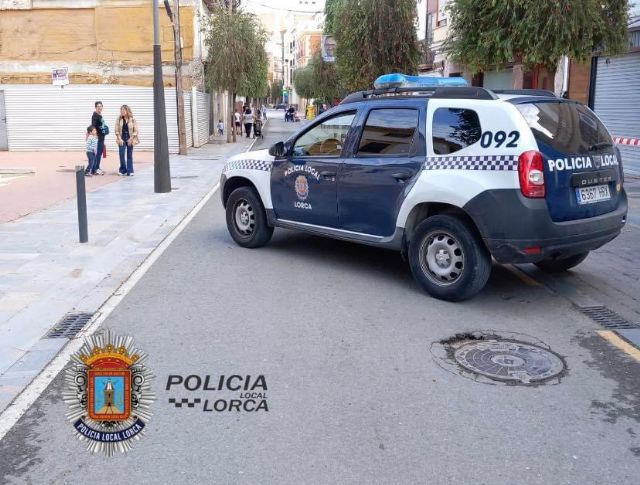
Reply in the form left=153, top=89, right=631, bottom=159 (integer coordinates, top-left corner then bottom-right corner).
left=220, top=74, right=627, bottom=301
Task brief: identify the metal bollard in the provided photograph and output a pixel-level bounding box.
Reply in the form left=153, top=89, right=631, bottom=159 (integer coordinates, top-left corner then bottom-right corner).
left=75, top=165, right=88, bottom=243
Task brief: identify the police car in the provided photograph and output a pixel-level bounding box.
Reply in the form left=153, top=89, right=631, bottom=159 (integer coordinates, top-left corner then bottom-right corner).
left=220, top=74, right=627, bottom=301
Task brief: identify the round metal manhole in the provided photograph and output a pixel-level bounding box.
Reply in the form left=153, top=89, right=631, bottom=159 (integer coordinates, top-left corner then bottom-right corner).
left=453, top=339, right=565, bottom=384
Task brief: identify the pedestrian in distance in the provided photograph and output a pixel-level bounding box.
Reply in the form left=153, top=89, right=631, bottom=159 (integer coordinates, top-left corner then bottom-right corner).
left=243, top=106, right=253, bottom=138
left=114, top=104, right=139, bottom=177
left=217, top=119, right=224, bottom=136
left=262, top=104, right=267, bottom=120
left=91, top=101, right=108, bottom=175
left=84, top=125, right=98, bottom=177
left=234, top=110, right=242, bottom=136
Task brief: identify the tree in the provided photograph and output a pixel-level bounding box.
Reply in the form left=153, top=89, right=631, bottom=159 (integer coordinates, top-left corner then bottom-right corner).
left=308, top=53, right=343, bottom=105
left=445, top=0, right=629, bottom=88
left=293, top=67, right=315, bottom=110
left=328, top=0, right=420, bottom=92
left=269, top=80, right=282, bottom=104
left=204, top=4, right=268, bottom=142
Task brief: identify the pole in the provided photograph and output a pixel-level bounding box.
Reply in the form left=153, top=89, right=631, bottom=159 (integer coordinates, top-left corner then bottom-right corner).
left=75, top=166, right=88, bottom=243
left=173, top=0, right=188, bottom=155
left=153, top=0, right=172, bottom=193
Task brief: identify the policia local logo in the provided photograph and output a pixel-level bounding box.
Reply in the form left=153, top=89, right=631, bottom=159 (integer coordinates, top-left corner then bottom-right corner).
left=63, top=330, right=154, bottom=456
left=166, top=374, right=268, bottom=412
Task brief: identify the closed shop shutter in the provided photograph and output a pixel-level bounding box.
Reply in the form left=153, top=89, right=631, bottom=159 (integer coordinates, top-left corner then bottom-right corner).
left=183, top=92, right=193, bottom=149
left=0, top=84, right=192, bottom=154
left=196, top=91, right=210, bottom=147
left=594, top=53, right=640, bottom=175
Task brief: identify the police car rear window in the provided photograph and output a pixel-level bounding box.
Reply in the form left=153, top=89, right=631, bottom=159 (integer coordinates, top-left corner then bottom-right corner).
left=432, top=108, right=482, bottom=155
left=357, top=109, right=419, bottom=156
left=515, top=101, right=613, bottom=154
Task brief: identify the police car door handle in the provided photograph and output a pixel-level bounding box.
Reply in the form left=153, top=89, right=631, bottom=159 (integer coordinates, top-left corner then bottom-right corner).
left=392, top=171, right=412, bottom=181
left=320, top=170, right=336, bottom=179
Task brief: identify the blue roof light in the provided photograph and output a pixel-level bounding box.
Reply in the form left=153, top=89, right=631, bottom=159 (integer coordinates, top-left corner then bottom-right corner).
left=374, top=73, right=469, bottom=90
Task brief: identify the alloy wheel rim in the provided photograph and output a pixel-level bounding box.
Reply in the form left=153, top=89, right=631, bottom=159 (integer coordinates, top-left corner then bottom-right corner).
left=234, top=199, right=256, bottom=236
left=419, top=231, right=465, bottom=286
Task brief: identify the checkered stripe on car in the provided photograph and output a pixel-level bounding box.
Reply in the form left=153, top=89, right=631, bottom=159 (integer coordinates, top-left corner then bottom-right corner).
left=424, top=155, right=519, bottom=171
left=168, top=398, right=201, bottom=408
left=223, top=159, right=272, bottom=173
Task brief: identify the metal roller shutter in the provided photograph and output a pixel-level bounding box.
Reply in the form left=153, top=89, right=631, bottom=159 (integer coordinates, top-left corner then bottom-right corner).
left=183, top=92, right=193, bottom=149
left=196, top=91, right=210, bottom=147
left=0, top=84, right=192, bottom=154
left=594, top=53, right=640, bottom=175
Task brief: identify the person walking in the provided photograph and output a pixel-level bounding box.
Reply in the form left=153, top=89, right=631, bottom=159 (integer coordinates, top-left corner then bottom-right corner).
left=85, top=125, right=98, bottom=177
left=243, top=106, right=253, bottom=138
left=114, top=104, right=139, bottom=176
left=91, top=101, right=107, bottom=175
left=233, top=110, right=242, bottom=136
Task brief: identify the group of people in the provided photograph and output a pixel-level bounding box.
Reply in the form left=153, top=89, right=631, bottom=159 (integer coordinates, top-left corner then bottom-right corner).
left=86, top=101, right=139, bottom=177
left=231, top=105, right=267, bottom=139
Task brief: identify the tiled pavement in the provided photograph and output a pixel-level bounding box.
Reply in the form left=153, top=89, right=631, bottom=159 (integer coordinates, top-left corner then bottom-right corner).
left=0, top=138, right=254, bottom=412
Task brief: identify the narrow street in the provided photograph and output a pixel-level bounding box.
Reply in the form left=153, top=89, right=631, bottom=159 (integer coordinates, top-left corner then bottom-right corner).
left=0, top=112, right=638, bottom=484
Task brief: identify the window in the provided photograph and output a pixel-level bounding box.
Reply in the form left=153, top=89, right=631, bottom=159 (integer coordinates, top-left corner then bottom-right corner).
left=515, top=101, right=613, bottom=153
left=292, top=112, right=355, bottom=157
left=357, top=109, right=419, bottom=156
left=432, top=108, right=482, bottom=154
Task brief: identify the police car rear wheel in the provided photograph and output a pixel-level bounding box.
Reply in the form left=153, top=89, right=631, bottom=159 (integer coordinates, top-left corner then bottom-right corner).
left=409, top=215, right=491, bottom=301
left=226, top=187, right=273, bottom=248
left=534, top=251, right=589, bottom=273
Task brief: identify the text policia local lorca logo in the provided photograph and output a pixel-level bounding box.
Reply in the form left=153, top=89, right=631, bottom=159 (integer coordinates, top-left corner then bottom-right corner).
left=166, top=374, right=268, bottom=412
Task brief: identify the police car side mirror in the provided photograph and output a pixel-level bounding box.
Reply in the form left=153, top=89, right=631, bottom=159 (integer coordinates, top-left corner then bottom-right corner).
left=269, top=141, right=286, bottom=158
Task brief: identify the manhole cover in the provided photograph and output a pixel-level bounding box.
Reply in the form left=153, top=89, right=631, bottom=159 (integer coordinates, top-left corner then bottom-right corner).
left=453, top=339, right=565, bottom=384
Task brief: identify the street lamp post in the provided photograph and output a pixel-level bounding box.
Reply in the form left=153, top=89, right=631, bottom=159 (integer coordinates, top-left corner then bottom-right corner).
left=153, top=0, right=171, bottom=193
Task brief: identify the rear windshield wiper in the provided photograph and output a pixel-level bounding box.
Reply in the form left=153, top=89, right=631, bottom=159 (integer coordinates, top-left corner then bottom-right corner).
left=588, top=141, right=613, bottom=151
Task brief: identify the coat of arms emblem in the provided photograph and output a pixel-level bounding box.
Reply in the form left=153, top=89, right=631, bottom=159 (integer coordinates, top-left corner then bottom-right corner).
left=63, top=330, right=154, bottom=455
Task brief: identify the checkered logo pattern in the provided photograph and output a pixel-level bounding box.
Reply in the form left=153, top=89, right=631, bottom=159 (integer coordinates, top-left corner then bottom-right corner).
left=223, top=159, right=272, bottom=173
left=424, top=155, right=519, bottom=171
left=169, top=398, right=201, bottom=408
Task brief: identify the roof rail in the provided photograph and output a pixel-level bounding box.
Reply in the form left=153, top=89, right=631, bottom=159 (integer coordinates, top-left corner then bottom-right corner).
left=492, top=89, right=557, bottom=97
left=339, top=86, right=497, bottom=104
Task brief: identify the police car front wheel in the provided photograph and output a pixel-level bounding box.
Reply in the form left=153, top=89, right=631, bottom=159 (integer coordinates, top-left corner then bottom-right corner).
left=226, top=187, right=273, bottom=248
left=409, top=215, right=492, bottom=301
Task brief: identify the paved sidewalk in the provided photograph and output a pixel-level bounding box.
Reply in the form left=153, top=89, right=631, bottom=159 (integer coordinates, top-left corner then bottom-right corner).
left=0, top=138, right=254, bottom=412
left=0, top=151, right=154, bottom=223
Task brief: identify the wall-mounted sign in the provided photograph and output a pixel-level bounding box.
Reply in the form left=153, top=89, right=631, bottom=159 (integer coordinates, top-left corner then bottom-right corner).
left=52, top=67, right=69, bottom=86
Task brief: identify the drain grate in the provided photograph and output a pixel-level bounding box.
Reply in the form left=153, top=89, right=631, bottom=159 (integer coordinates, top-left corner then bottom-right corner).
left=46, top=312, right=94, bottom=338
left=578, top=306, right=640, bottom=330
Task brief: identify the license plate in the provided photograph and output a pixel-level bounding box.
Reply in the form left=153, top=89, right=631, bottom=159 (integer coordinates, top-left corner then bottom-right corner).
left=575, top=184, right=611, bottom=204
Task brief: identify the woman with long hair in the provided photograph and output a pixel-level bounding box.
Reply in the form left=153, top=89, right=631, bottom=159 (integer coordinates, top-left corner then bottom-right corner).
left=115, top=105, right=139, bottom=176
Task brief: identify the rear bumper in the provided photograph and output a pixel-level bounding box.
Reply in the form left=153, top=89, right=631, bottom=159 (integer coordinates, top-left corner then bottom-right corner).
left=463, top=189, right=628, bottom=264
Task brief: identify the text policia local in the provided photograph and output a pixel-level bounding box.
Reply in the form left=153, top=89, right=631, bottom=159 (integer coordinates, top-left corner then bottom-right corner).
left=166, top=374, right=267, bottom=392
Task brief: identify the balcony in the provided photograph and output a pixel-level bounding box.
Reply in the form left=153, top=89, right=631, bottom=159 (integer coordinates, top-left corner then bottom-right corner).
left=418, top=39, right=435, bottom=71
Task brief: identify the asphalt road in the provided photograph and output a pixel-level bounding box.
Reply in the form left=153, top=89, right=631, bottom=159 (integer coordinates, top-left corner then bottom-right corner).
left=0, top=111, right=638, bottom=484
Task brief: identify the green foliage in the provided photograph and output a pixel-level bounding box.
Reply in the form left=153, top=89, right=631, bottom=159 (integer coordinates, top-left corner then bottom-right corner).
left=204, top=7, right=269, bottom=98
left=323, top=0, right=340, bottom=35
left=445, top=0, right=630, bottom=73
left=269, top=80, right=283, bottom=102
left=308, top=53, right=343, bottom=103
left=293, top=67, right=315, bottom=101
left=330, top=0, right=420, bottom=92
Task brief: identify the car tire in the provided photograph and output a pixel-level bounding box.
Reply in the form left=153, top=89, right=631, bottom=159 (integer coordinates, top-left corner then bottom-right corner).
left=534, top=251, right=589, bottom=273
left=408, top=215, right=492, bottom=302
left=226, top=186, right=273, bottom=248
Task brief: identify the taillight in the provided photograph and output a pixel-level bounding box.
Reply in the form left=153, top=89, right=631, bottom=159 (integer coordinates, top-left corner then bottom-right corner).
left=518, top=150, right=545, bottom=198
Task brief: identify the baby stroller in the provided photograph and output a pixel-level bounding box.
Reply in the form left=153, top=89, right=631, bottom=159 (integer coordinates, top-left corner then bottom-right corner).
left=253, top=118, right=264, bottom=139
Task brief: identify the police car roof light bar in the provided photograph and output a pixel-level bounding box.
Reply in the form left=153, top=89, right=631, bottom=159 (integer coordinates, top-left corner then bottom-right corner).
left=373, top=73, right=469, bottom=90
left=339, top=86, right=497, bottom=105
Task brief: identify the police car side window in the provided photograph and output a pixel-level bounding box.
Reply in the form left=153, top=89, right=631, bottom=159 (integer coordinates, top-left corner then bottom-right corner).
left=292, top=112, right=356, bottom=157
left=432, top=108, right=482, bottom=155
left=356, top=109, right=419, bottom=156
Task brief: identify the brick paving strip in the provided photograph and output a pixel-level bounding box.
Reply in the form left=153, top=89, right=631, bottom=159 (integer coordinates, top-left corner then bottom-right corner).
left=0, top=138, right=254, bottom=412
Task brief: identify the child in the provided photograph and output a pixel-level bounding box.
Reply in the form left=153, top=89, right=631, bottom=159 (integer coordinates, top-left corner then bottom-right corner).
left=85, top=125, right=98, bottom=176
left=217, top=119, right=224, bottom=136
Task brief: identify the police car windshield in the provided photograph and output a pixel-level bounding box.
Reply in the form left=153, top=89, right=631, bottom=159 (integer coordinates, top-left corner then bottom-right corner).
left=515, top=101, right=613, bottom=154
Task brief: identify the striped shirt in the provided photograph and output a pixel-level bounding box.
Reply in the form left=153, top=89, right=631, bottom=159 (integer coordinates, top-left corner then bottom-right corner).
left=86, top=135, right=98, bottom=154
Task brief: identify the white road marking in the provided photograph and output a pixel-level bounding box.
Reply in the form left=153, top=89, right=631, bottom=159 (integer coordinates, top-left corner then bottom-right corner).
left=0, top=181, right=221, bottom=441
